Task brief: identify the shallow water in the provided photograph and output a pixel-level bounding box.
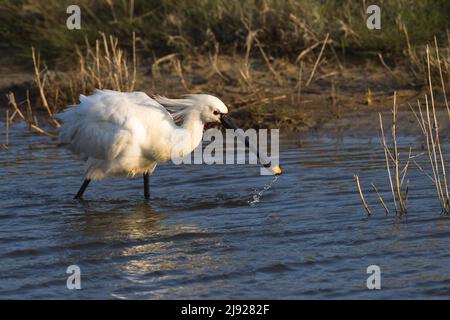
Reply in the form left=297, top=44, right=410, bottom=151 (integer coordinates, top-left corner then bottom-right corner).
left=1, top=118, right=450, bottom=299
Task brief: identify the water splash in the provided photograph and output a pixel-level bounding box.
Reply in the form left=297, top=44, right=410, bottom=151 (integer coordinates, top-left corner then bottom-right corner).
left=248, top=175, right=279, bottom=206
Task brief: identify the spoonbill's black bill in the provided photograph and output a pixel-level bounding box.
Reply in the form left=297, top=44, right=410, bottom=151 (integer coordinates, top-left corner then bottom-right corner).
left=220, top=114, right=282, bottom=176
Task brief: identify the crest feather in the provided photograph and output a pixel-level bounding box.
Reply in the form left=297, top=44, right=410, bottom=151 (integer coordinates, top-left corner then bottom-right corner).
left=154, top=95, right=197, bottom=123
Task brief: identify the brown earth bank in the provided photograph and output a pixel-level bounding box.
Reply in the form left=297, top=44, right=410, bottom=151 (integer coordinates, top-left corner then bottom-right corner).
left=0, top=53, right=448, bottom=138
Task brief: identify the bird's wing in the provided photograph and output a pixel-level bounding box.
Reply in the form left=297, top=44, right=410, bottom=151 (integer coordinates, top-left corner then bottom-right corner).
left=56, top=90, right=174, bottom=160
left=98, top=89, right=173, bottom=119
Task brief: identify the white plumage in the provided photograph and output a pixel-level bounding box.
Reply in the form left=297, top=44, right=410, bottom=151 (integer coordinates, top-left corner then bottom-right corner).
left=57, top=89, right=228, bottom=181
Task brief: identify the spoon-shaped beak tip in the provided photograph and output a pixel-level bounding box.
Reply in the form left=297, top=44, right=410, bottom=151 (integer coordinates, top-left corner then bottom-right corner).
left=272, top=166, right=283, bottom=175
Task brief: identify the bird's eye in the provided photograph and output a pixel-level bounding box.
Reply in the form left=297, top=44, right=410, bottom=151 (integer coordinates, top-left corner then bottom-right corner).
left=213, top=110, right=220, bottom=115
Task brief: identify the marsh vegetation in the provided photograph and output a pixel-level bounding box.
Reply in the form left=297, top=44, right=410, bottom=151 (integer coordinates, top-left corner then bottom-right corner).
left=0, top=0, right=449, bottom=133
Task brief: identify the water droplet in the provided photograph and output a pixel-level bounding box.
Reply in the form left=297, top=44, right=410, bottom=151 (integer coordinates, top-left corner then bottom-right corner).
left=248, top=175, right=279, bottom=206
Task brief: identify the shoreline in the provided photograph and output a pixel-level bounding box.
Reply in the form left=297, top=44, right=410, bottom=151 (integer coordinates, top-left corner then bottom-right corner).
left=0, top=54, right=448, bottom=136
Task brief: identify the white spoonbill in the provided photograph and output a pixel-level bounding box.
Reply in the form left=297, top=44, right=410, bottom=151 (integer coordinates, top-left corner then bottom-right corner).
left=57, top=89, right=281, bottom=199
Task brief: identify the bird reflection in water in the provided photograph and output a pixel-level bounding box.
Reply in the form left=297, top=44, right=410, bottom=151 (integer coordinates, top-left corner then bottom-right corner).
left=71, top=201, right=224, bottom=298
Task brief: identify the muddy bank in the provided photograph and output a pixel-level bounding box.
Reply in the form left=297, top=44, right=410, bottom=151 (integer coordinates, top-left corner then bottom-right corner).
left=0, top=54, right=448, bottom=136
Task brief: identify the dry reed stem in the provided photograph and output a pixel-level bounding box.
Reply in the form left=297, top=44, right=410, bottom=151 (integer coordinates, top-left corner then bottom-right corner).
left=355, top=175, right=372, bottom=216
left=6, top=92, right=56, bottom=138
left=409, top=52, right=449, bottom=214
left=239, top=17, right=284, bottom=91
left=375, top=95, right=411, bottom=215
left=152, top=53, right=180, bottom=80
left=101, top=32, right=112, bottom=83
left=95, top=40, right=101, bottom=86
left=295, top=41, right=323, bottom=63
left=232, top=94, right=287, bottom=109
left=371, top=183, right=389, bottom=215
left=29, top=124, right=57, bottom=138
left=431, top=98, right=449, bottom=202
left=241, top=17, right=256, bottom=83
left=26, top=90, right=33, bottom=126
left=429, top=96, right=448, bottom=211
left=208, top=42, right=232, bottom=83
left=426, top=45, right=449, bottom=208
left=409, top=101, right=426, bottom=135
left=377, top=53, right=412, bottom=86
left=412, top=159, right=435, bottom=183
left=131, top=32, right=137, bottom=91
left=31, top=47, right=60, bottom=127
left=243, top=30, right=256, bottom=81
left=172, top=58, right=189, bottom=91
left=254, top=38, right=282, bottom=86
left=419, top=94, right=448, bottom=213
left=238, top=67, right=255, bottom=93
left=306, top=33, right=329, bottom=87
left=367, top=89, right=373, bottom=106
left=330, top=79, right=339, bottom=118
left=328, top=38, right=344, bottom=72
left=391, top=92, right=407, bottom=213
left=289, top=13, right=319, bottom=43
left=129, top=0, right=134, bottom=22
left=400, top=147, right=413, bottom=187
left=418, top=98, right=441, bottom=200
left=5, top=109, right=9, bottom=147
left=7, top=93, right=25, bottom=120
left=379, top=112, right=398, bottom=212
left=402, top=24, right=420, bottom=78
left=378, top=53, right=396, bottom=76
left=314, top=71, right=339, bottom=81
left=296, top=62, right=303, bottom=105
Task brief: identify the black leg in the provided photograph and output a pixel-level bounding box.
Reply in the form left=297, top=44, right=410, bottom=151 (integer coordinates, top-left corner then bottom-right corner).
left=74, top=179, right=91, bottom=199
left=143, top=173, right=150, bottom=199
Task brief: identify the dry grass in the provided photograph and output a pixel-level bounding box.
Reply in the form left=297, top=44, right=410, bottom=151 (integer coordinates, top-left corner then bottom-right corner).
left=306, top=33, right=330, bottom=87
left=354, top=95, right=421, bottom=216
left=2, top=0, right=449, bottom=66
left=408, top=45, right=449, bottom=214
left=354, top=175, right=372, bottom=216
left=6, top=92, right=56, bottom=137
left=356, top=41, right=450, bottom=216
left=4, top=33, right=138, bottom=138
left=74, top=32, right=138, bottom=95
left=375, top=93, right=410, bottom=215
left=412, top=96, right=450, bottom=214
